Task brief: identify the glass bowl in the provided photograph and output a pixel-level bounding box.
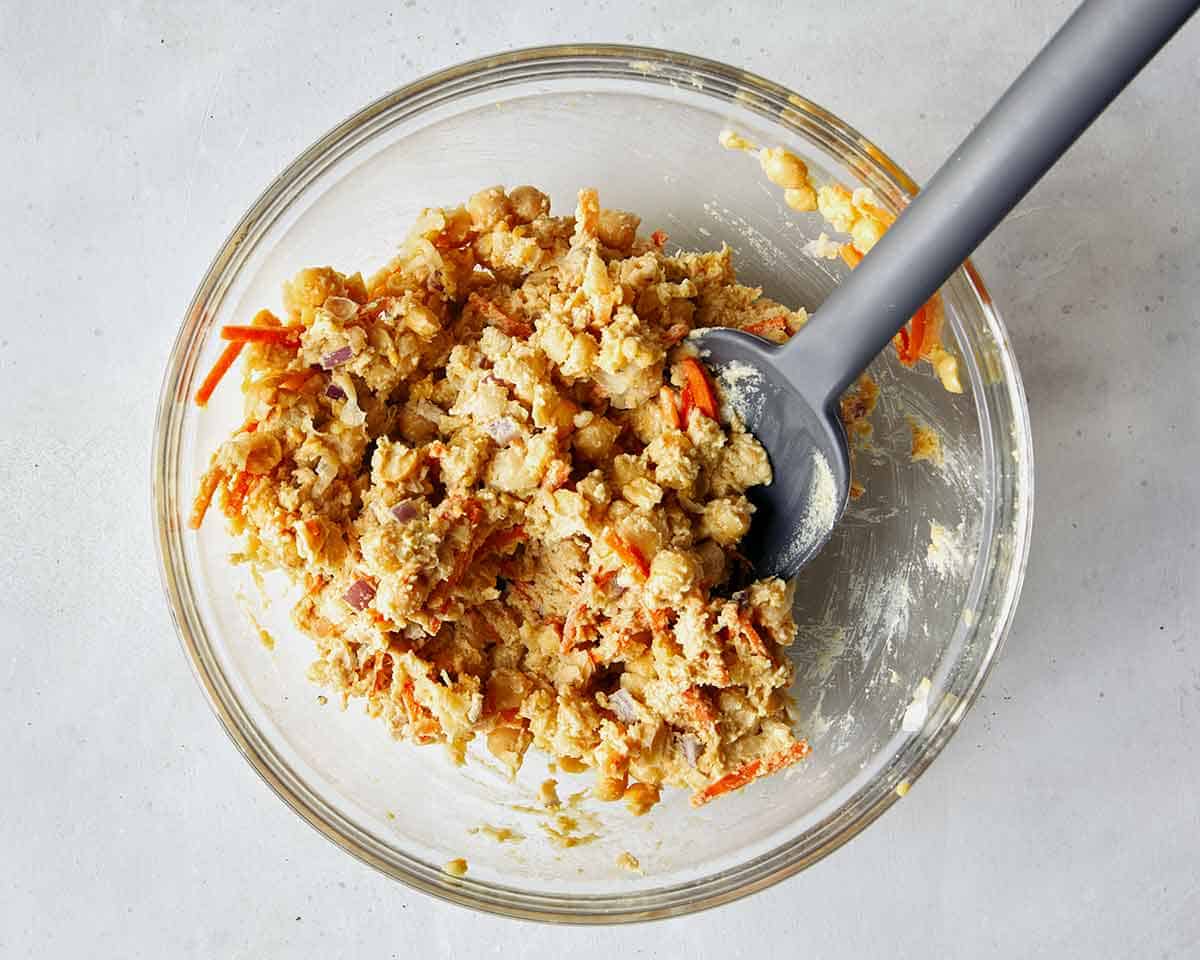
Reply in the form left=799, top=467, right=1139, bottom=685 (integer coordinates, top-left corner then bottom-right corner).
left=154, top=45, right=1033, bottom=922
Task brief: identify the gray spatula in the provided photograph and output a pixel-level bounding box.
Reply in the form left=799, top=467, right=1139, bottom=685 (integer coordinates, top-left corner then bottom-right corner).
left=693, top=0, right=1197, bottom=580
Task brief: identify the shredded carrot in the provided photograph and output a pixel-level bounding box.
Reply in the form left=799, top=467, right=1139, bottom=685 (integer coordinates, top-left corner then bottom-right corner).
left=371, top=652, right=394, bottom=693
left=468, top=292, right=532, bottom=339
left=194, top=308, right=288, bottom=407
left=220, top=324, right=305, bottom=345
left=839, top=243, right=864, bottom=269
left=679, top=382, right=695, bottom=425
left=741, top=315, right=790, bottom=337
left=908, top=302, right=928, bottom=360
left=650, top=230, right=668, bottom=247
left=399, top=681, right=441, bottom=743
left=739, top=613, right=769, bottom=657
left=240, top=419, right=258, bottom=434
left=604, top=531, right=650, bottom=581
left=222, top=470, right=254, bottom=518
left=189, top=467, right=224, bottom=529
left=593, top=568, right=618, bottom=589
left=680, top=357, right=718, bottom=420
left=690, top=740, right=811, bottom=807
left=659, top=386, right=681, bottom=430
left=194, top=340, right=245, bottom=407
left=895, top=301, right=928, bottom=366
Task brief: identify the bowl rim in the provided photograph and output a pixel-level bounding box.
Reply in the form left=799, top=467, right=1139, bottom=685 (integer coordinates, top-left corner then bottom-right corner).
left=153, top=42, right=1035, bottom=923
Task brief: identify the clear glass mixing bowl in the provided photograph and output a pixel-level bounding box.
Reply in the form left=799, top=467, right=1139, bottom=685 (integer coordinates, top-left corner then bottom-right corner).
left=154, top=46, right=1033, bottom=922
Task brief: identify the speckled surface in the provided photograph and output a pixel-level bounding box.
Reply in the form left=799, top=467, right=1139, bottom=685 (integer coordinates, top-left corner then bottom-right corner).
left=2, top=2, right=1198, bottom=956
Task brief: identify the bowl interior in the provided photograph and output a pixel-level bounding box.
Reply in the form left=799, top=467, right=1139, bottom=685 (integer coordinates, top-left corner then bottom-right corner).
left=162, top=52, right=1029, bottom=921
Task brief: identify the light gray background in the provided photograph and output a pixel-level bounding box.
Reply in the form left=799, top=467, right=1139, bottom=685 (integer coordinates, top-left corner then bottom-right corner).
left=2, top=1, right=1198, bottom=956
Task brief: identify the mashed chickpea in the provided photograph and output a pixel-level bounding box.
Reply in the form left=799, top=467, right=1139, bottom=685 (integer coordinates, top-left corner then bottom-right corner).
left=193, top=186, right=821, bottom=809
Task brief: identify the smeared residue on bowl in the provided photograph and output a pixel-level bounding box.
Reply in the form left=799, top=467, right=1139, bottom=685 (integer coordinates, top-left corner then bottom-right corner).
left=907, top=417, right=943, bottom=466
left=506, top=778, right=604, bottom=851
left=469, top=824, right=525, bottom=844
left=927, top=520, right=967, bottom=578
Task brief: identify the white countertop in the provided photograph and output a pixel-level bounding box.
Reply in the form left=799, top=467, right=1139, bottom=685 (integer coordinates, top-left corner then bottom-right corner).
left=3, top=2, right=1198, bottom=956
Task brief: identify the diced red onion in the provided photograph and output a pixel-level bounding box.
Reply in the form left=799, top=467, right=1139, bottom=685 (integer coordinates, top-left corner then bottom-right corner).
left=323, top=296, right=359, bottom=321
left=343, top=578, right=376, bottom=611
left=608, top=688, right=639, bottom=723
left=324, top=383, right=347, bottom=401
left=391, top=500, right=418, bottom=523
left=675, top=732, right=702, bottom=767
left=320, top=346, right=355, bottom=370
left=486, top=417, right=521, bottom=444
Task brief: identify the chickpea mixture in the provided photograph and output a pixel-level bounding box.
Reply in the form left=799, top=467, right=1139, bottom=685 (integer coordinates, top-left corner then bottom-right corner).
left=193, top=185, right=821, bottom=810
left=192, top=161, right=956, bottom=812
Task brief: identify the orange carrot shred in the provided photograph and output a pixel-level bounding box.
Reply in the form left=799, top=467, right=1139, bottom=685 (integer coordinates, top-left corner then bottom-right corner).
left=189, top=467, right=224, bottom=529
left=908, top=302, right=928, bottom=361
left=739, top=613, right=769, bottom=657
left=895, top=301, right=928, bottom=366
left=194, top=340, right=245, bottom=407
left=680, top=357, right=718, bottom=420
left=741, top=315, right=790, bottom=337
left=679, top=382, right=695, bottom=426
left=839, top=243, right=864, bottom=269
left=651, top=230, right=668, bottom=247
left=604, top=531, right=650, bottom=581
left=222, top=470, right=254, bottom=518
left=220, top=324, right=305, bottom=345
left=468, top=292, right=532, bottom=339
left=690, top=741, right=811, bottom=807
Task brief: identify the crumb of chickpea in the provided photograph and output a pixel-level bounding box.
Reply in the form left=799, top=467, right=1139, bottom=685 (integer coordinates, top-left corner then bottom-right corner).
left=623, top=781, right=660, bottom=817
left=595, top=775, right=628, bottom=803
left=558, top=756, right=588, bottom=774
left=539, top=778, right=561, bottom=810
left=616, top=851, right=642, bottom=873
left=908, top=418, right=943, bottom=466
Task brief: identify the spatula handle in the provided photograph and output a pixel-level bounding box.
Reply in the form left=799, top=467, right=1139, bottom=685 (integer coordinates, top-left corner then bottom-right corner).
left=783, top=0, right=1198, bottom=406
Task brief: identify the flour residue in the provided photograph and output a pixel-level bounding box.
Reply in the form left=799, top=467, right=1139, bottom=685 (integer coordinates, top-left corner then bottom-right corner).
left=927, top=520, right=966, bottom=577
left=714, top=359, right=766, bottom=425
left=779, top=449, right=839, bottom=571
